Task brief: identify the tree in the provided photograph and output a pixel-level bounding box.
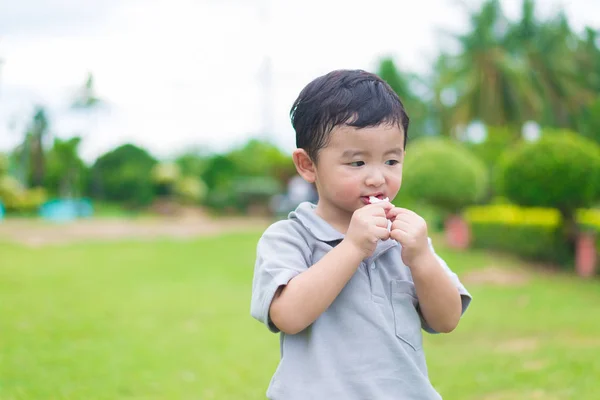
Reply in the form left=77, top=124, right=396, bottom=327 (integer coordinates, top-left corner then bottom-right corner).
left=433, top=0, right=537, bottom=129
left=497, top=133, right=600, bottom=249
left=506, top=2, right=595, bottom=130
left=44, top=136, right=88, bottom=197
left=72, top=72, right=102, bottom=109
left=225, top=139, right=294, bottom=184
left=200, top=139, right=292, bottom=213
left=578, top=27, right=600, bottom=93
left=174, top=149, right=210, bottom=178
left=17, top=106, right=50, bottom=188
left=432, top=0, right=598, bottom=135
left=376, top=58, right=430, bottom=138
left=91, top=144, right=158, bottom=207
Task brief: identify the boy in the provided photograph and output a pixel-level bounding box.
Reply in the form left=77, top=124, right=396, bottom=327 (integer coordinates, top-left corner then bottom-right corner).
left=251, top=69, right=471, bottom=399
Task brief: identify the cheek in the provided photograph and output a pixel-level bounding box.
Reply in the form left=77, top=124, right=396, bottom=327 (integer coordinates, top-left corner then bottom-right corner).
left=331, top=170, right=363, bottom=197
left=388, top=168, right=403, bottom=192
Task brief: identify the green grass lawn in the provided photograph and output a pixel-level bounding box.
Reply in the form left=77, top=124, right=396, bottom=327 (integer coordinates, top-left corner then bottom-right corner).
left=1, top=233, right=599, bottom=399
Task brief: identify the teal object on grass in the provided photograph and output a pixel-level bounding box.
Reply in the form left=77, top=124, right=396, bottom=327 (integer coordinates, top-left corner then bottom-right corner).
left=39, top=198, right=93, bottom=222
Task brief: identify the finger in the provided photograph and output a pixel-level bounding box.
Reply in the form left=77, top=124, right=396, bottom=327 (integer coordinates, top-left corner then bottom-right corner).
left=390, top=228, right=410, bottom=243
left=368, top=204, right=393, bottom=217
left=381, top=201, right=394, bottom=212
left=386, top=207, right=400, bottom=220
left=391, top=213, right=413, bottom=223
left=386, top=207, right=413, bottom=220
left=374, top=226, right=391, bottom=240
left=374, top=216, right=389, bottom=228
left=391, top=220, right=412, bottom=232
left=391, top=213, right=419, bottom=226
left=369, top=201, right=394, bottom=212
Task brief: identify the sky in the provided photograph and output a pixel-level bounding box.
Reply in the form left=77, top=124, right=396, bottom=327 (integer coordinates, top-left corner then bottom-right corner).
left=0, top=0, right=598, bottom=163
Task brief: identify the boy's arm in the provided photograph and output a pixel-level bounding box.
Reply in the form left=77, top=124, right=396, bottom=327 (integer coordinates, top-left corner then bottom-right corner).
left=253, top=203, right=392, bottom=335
left=388, top=207, right=469, bottom=333
left=269, top=240, right=363, bottom=335
left=409, top=251, right=463, bottom=333
left=270, top=203, right=392, bottom=334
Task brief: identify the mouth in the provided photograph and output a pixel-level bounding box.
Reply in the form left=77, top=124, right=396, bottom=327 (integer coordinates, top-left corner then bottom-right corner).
left=361, top=193, right=388, bottom=205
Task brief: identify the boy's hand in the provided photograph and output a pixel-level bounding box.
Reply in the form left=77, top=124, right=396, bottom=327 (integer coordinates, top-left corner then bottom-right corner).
left=387, top=207, right=432, bottom=268
left=345, top=202, right=394, bottom=259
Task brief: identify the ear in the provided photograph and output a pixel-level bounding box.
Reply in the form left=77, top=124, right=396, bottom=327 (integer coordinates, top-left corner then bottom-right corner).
left=292, top=149, right=317, bottom=183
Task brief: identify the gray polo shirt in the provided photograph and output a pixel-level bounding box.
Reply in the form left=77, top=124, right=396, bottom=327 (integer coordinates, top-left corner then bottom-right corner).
left=251, top=202, right=472, bottom=400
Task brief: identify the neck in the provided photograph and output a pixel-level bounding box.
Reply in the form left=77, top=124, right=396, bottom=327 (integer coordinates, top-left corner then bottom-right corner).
left=314, top=201, right=352, bottom=235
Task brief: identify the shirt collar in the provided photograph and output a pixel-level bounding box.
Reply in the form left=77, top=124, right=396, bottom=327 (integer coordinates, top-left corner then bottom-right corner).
left=289, top=202, right=399, bottom=258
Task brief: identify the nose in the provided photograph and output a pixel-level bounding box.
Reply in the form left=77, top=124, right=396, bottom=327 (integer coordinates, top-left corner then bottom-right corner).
left=365, top=166, right=385, bottom=187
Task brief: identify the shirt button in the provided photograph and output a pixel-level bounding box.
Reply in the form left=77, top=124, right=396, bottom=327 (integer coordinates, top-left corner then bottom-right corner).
left=371, top=263, right=376, bottom=269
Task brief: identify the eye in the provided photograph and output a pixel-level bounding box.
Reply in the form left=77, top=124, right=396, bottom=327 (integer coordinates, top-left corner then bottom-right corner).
left=386, top=160, right=400, bottom=166
left=349, top=161, right=365, bottom=167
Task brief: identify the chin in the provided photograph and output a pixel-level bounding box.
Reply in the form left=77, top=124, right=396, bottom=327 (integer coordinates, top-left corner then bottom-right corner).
left=332, top=203, right=359, bottom=214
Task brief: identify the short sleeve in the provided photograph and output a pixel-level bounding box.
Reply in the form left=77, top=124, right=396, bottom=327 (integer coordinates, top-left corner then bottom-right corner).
left=250, top=221, right=312, bottom=333
left=420, top=238, right=472, bottom=334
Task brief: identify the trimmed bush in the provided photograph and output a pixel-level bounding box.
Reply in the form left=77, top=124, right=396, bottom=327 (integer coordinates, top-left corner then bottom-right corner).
left=465, top=204, right=600, bottom=265
left=469, top=223, right=569, bottom=265
left=91, top=144, right=158, bottom=207
left=465, top=205, right=568, bottom=264
left=402, top=137, right=488, bottom=214
left=497, top=132, right=600, bottom=213
left=465, top=204, right=561, bottom=226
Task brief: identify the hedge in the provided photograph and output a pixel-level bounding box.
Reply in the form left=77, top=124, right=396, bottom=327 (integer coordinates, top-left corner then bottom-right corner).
left=464, top=204, right=600, bottom=266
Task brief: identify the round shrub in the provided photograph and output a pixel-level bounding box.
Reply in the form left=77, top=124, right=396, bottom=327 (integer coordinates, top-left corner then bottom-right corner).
left=91, top=144, right=158, bottom=207
left=402, top=137, right=489, bottom=213
left=496, top=132, right=600, bottom=213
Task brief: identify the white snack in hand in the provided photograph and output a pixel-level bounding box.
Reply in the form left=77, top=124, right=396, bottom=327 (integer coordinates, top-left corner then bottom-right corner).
left=369, top=196, right=389, bottom=204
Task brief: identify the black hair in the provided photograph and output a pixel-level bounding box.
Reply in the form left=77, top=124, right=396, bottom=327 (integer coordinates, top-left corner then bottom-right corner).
left=290, top=69, right=409, bottom=162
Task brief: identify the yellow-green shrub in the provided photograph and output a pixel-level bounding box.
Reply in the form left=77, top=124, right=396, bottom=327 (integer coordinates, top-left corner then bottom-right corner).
left=464, top=204, right=561, bottom=226
left=0, top=176, right=48, bottom=212
left=0, top=153, right=8, bottom=175
left=464, top=204, right=571, bottom=264
left=174, top=177, right=207, bottom=204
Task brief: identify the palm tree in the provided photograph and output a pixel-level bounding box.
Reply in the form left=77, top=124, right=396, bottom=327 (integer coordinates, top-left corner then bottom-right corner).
left=506, top=1, right=595, bottom=130
left=72, top=72, right=102, bottom=109
left=574, top=27, right=600, bottom=142
left=432, top=0, right=600, bottom=138
left=71, top=72, right=105, bottom=144
left=433, top=0, right=538, bottom=132
left=376, top=57, right=430, bottom=138
left=580, top=27, right=600, bottom=93
left=46, top=136, right=85, bottom=197
left=23, top=107, right=49, bottom=188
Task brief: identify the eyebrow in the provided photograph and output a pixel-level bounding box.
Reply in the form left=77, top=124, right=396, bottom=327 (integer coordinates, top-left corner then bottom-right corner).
left=384, top=147, right=404, bottom=156
left=341, top=147, right=404, bottom=158
left=341, top=150, right=365, bottom=158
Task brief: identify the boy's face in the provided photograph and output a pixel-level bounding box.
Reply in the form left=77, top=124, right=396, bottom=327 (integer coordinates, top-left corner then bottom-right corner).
left=312, top=123, right=405, bottom=226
